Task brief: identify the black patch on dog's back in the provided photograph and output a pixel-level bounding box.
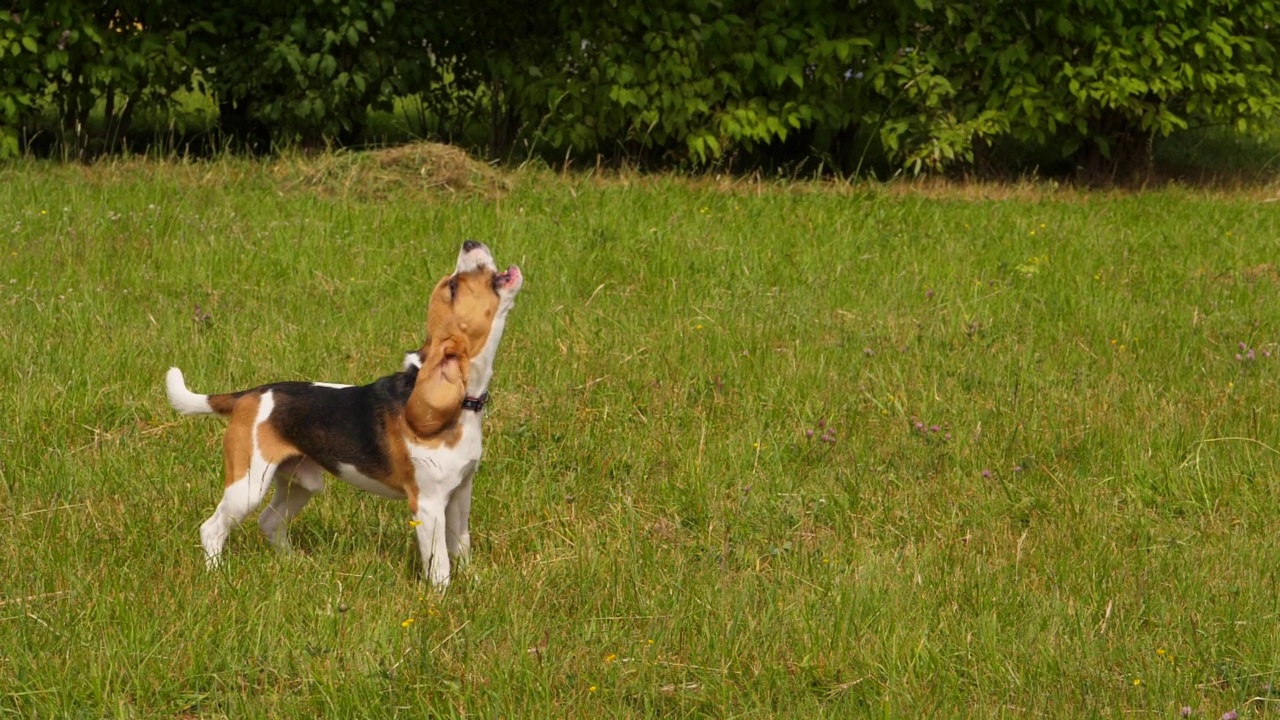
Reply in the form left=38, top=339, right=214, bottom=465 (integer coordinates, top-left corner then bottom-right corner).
left=263, top=367, right=419, bottom=479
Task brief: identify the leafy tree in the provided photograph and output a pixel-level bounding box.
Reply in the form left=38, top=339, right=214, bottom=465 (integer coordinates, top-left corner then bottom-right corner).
left=908, top=0, right=1280, bottom=176
left=2, top=0, right=1277, bottom=174
left=1, top=2, right=195, bottom=158
left=185, top=0, right=437, bottom=149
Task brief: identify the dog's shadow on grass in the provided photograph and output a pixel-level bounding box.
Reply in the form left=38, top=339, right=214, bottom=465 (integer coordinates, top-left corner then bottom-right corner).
left=254, top=516, right=458, bottom=585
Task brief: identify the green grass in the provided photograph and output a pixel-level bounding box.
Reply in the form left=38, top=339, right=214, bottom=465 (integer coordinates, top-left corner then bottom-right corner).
left=2, top=157, right=1280, bottom=718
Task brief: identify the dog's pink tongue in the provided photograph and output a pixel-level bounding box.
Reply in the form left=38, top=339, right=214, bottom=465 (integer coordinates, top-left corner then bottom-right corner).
left=500, top=265, right=523, bottom=289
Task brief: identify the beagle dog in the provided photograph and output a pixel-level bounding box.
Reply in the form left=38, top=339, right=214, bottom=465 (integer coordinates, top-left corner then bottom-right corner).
left=165, top=241, right=522, bottom=586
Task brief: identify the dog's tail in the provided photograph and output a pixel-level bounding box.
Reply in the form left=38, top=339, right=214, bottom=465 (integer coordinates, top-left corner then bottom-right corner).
left=166, top=367, right=238, bottom=416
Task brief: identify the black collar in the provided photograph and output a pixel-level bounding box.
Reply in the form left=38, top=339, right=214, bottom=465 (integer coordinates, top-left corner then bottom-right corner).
left=461, top=392, right=490, bottom=412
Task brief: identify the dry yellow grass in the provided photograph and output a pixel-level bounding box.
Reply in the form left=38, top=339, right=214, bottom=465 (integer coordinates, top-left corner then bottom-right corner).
left=274, top=142, right=512, bottom=200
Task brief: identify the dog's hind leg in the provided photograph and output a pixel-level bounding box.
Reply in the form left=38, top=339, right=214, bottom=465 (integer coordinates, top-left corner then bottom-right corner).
left=200, top=391, right=287, bottom=569
left=201, top=458, right=278, bottom=568
left=259, top=458, right=323, bottom=553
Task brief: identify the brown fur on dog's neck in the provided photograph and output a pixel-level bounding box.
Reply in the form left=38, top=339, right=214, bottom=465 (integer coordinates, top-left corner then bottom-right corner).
left=405, top=333, right=469, bottom=438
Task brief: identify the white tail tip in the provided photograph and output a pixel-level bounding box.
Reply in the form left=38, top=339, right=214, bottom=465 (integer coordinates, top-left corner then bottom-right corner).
left=166, top=367, right=214, bottom=415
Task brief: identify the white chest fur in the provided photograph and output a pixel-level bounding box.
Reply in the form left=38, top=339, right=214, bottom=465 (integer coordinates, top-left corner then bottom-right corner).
left=331, top=413, right=484, bottom=500
left=409, top=413, right=483, bottom=499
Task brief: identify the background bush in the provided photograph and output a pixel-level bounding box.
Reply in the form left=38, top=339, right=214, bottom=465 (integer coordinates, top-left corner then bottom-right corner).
left=2, top=0, right=1278, bottom=175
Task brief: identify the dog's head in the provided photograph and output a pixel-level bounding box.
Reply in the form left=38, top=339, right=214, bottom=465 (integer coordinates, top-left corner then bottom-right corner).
left=407, top=241, right=522, bottom=438
left=425, top=240, right=522, bottom=358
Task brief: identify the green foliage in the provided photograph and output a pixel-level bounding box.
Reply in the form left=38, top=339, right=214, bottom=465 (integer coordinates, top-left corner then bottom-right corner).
left=496, top=2, right=876, bottom=163
left=187, top=0, right=436, bottom=147
left=918, top=0, right=1280, bottom=172
left=0, top=2, right=197, bottom=157
left=0, top=1, right=441, bottom=153
left=478, top=0, right=1280, bottom=172
left=0, top=11, right=43, bottom=157
left=1, top=0, right=1278, bottom=172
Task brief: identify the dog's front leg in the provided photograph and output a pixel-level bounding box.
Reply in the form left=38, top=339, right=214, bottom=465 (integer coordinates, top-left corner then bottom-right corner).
left=445, top=472, right=474, bottom=564
left=413, top=497, right=451, bottom=588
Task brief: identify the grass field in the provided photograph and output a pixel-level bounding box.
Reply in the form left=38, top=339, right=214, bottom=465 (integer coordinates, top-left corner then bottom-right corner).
left=2, top=153, right=1280, bottom=718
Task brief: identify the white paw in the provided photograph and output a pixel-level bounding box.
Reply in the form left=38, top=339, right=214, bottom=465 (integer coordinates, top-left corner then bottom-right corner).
left=200, top=523, right=226, bottom=570
left=450, top=534, right=472, bottom=564
left=427, top=557, right=451, bottom=589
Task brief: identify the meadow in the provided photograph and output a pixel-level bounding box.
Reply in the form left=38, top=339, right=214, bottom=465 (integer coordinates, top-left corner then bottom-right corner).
left=2, top=151, right=1280, bottom=718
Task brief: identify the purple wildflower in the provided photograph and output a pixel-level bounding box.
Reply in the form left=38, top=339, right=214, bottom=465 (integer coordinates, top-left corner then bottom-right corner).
left=1012, top=465, right=1022, bottom=473
left=1236, top=353, right=1243, bottom=361
left=1180, top=708, right=1191, bottom=718
left=981, top=469, right=992, bottom=479
left=1247, top=349, right=1256, bottom=361
left=925, top=288, right=935, bottom=300
left=805, top=429, right=814, bottom=438
left=1221, top=711, right=1237, bottom=720
left=818, top=419, right=826, bottom=429
left=943, top=432, right=952, bottom=440
left=930, top=425, right=940, bottom=433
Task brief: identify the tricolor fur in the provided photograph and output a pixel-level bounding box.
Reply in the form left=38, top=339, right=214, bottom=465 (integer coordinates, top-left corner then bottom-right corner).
left=167, top=241, right=523, bottom=587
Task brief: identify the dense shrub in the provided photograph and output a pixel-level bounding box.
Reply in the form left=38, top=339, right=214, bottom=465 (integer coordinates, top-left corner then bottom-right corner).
left=916, top=0, right=1280, bottom=175
left=481, top=0, right=1280, bottom=173
left=492, top=1, right=878, bottom=163
left=1, top=0, right=1278, bottom=174
left=0, top=9, right=42, bottom=157
left=184, top=0, right=439, bottom=149
left=1, top=2, right=196, bottom=158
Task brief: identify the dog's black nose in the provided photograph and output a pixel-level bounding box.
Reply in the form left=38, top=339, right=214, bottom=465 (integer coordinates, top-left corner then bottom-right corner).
left=462, top=240, right=483, bottom=253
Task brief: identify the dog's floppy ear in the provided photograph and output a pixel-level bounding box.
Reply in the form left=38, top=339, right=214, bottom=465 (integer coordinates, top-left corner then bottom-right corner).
left=405, top=334, right=470, bottom=438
